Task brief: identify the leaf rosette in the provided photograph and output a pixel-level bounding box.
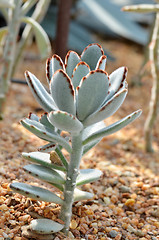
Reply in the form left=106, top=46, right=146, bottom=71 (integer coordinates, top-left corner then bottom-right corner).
left=25, top=43, right=140, bottom=138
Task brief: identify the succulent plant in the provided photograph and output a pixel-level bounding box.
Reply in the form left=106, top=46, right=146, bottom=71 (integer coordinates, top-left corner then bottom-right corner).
left=0, top=0, right=51, bottom=118
left=10, top=43, right=142, bottom=236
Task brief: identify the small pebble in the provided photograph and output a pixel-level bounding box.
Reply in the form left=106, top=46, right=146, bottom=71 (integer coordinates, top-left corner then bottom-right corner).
left=108, top=230, right=118, bottom=238
left=103, top=197, right=110, bottom=206
left=125, top=199, right=135, bottom=206
left=119, top=186, right=131, bottom=193
left=70, top=219, right=78, bottom=229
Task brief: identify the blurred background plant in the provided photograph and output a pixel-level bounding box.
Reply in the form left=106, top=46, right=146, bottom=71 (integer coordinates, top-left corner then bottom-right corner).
left=0, top=0, right=51, bottom=119
left=123, top=1, right=159, bottom=152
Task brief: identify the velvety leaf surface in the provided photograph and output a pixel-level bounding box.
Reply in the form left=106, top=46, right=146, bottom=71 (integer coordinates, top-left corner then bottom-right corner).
left=48, top=110, right=83, bottom=133
left=77, top=169, right=102, bottom=186
left=76, top=70, right=109, bottom=121
left=83, top=89, right=128, bottom=126
left=50, top=70, right=76, bottom=115
left=30, top=219, right=64, bottom=234
left=10, top=182, right=64, bottom=205
left=21, top=118, right=72, bottom=153
left=25, top=71, right=57, bottom=112
left=83, top=109, right=142, bottom=145
left=72, top=62, right=90, bottom=89
left=73, top=188, right=94, bottom=202
left=46, top=55, right=65, bottom=83
left=40, top=113, right=56, bottom=131
left=81, top=43, right=104, bottom=70
left=23, top=164, right=65, bottom=184
left=22, top=152, right=66, bottom=172
left=107, top=66, right=128, bottom=100
left=38, top=143, right=57, bottom=153
left=95, top=55, right=107, bottom=70
left=65, top=50, right=81, bottom=78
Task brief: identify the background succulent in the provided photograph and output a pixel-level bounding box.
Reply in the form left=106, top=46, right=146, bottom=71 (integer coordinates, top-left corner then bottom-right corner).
left=10, top=43, right=142, bottom=236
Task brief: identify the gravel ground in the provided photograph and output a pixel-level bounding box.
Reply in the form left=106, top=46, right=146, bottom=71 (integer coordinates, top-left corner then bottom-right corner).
left=0, top=40, right=159, bottom=239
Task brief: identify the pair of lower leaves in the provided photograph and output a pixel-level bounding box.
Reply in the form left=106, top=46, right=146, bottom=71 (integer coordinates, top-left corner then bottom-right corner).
left=10, top=150, right=102, bottom=234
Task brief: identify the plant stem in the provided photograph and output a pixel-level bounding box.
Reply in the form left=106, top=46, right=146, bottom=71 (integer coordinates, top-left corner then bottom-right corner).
left=0, top=0, right=22, bottom=117
left=60, top=131, right=83, bottom=234
left=144, top=12, right=159, bottom=152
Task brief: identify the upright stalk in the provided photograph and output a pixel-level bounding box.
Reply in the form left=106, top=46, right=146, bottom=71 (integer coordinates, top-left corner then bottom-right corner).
left=144, top=12, right=159, bottom=152
left=60, top=131, right=83, bottom=234
left=0, top=0, right=22, bottom=115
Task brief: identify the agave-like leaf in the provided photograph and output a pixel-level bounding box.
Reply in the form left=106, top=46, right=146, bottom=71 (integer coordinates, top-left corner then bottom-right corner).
left=77, top=0, right=148, bottom=45
left=25, top=71, right=57, bottom=112
left=83, top=109, right=142, bottom=146
left=83, top=89, right=128, bottom=126
left=81, top=43, right=104, bottom=70
left=21, top=16, right=51, bottom=59
left=107, top=66, right=128, bottom=100
left=10, top=182, right=64, bottom=205
left=30, top=219, right=64, bottom=234
left=40, top=112, right=56, bottom=131
left=21, top=118, right=72, bottom=153
left=50, top=70, right=76, bottom=115
left=122, top=4, right=159, bottom=13
left=95, top=55, right=107, bottom=70
left=65, top=50, right=81, bottom=78
left=46, top=55, right=65, bottom=83
left=76, top=70, right=109, bottom=121
left=72, top=62, right=90, bottom=89
left=22, top=152, right=66, bottom=172
left=24, top=164, right=65, bottom=184
left=77, top=169, right=102, bottom=186
left=73, top=188, right=94, bottom=202
left=48, top=110, right=83, bottom=133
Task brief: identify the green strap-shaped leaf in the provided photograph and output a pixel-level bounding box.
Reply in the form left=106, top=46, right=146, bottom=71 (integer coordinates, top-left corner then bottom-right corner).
left=77, top=169, right=102, bottom=186
left=21, top=118, right=72, bottom=153
left=83, top=109, right=142, bottom=146
left=0, top=27, right=8, bottom=43
left=21, top=0, right=38, bottom=15
left=21, top=16, right=51, bottom=59
left=74, top=188, right=93, bottom=202
left=10, top=182, right=63, bottom=205
left=22, top=152, right=66, bottom=172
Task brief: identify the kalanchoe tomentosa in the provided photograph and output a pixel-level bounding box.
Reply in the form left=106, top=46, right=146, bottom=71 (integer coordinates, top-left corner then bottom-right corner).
left=10, top=43, right=142, bottom=236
